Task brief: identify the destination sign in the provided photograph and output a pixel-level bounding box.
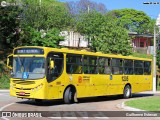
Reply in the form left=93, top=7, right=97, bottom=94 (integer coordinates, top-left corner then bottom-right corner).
left=14, top=48, right=44, bottom=54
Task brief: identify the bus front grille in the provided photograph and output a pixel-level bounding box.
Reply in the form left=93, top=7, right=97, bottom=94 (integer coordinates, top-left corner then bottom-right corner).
left=16, top=92, right=30, bottom=97
left=13, top=80, right=35, bottom=85
left=15, top=87, right=31, bottom=90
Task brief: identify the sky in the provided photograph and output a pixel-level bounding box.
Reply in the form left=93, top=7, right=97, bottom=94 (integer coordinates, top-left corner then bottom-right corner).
left=59, top=0, right=160, bottom=19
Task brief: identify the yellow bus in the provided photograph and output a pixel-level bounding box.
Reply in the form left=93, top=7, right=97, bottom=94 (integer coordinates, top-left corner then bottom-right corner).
left=7, top=46, right=152, bottom=104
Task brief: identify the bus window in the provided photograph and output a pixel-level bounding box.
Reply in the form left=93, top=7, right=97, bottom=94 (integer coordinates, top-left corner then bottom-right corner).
left=12, top=57, right=45, bottom=79
left=66, top=54, right=82, bottom=74
left=83, top=56, right=98, bottom=74
left=144, top=61, right=151, bottom=75
left=47, top=52, right=64, bottom=82
left=124, top=60, right=133, bottom=74
left=98, top=57, right=111, bottom=74
left=134, top=60, right=143, bottom=75
left=112, top=58, right=123, bottom=74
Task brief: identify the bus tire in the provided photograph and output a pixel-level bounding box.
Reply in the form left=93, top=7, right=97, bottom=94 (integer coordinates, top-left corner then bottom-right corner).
left=123, top=85, right=131, bottom=99
left=64, top=87, right=75, bottom=104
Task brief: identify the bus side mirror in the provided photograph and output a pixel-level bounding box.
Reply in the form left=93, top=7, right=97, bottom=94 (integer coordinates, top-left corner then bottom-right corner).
left=50, top=60, right=54, bottom=69
left=7, top=54, right=13, bottom=70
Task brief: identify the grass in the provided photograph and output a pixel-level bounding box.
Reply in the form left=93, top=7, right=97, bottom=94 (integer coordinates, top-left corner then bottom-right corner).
left=125, top=97, right=160, bottom=111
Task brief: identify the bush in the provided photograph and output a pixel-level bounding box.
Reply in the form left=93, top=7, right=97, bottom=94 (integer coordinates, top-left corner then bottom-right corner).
left=132, top=52, right=153, bottom=59
left=0, top=74, right=10, bottom=89
left=0, top=62, right=10, bottom=89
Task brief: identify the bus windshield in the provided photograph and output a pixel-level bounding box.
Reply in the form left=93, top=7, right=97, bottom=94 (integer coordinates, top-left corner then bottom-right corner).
left=12, top=57, right=45, bottom=79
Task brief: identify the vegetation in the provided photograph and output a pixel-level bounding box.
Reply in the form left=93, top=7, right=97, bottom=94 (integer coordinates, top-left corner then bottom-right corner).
left=126, top=97, right=160, bottom=111
left=132, top=52, right=153, bottom=59
left=109, top=9, right=153, bottom=34
left=0, top=0, right=158, bottom=88
left=157, top=78, right=160, bottom=91
left=0, top=62, right=10, bottom=89
left=0, top=0, right=21, bottom=49
left=0, top=0, right=155, bottom=54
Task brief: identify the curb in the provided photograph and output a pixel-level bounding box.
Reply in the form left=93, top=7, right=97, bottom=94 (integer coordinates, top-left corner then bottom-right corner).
left=0, top=90, right=9, bottom=93
left=121, top=102, right=145, bottom=111
left=141, top=91, right=160, bottom=94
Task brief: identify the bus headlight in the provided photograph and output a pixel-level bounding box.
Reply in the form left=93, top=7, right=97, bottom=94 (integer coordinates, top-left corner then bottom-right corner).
left=39, top=83, right=43, bottom=89
left=32, top=83, right=43, bottom=92
left=36, top=87, right=38, bottom=91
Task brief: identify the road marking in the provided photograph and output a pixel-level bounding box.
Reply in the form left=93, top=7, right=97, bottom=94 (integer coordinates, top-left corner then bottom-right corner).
left=0, top=102, right=15, bottom=120
left=1, top=117, right=9, bottom=120
left=0, top=102, right=15, bottom=111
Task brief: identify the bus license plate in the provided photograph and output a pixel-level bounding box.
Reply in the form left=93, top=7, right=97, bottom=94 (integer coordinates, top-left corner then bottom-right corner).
left=19, top=92, right=25, bottom=95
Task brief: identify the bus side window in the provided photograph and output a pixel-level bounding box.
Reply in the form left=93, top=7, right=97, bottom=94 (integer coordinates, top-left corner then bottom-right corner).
left=112, top=58, right=123, bottom=74
left=134, top=60, right=144, bottom=75
left=66, top=54, right=82, bottom=74
left=47, top=52, right=64, bottom=82
left=98, top=57, right=111, bottom=74
left=124, top=59, right=133, bottom=75
left=144, top=61, right=151, bottom=75
left=98, top=57, right=105, bottom=74
left=104, top=58, right=111, bottom=74
left=83, top=56, right=98, bottom=74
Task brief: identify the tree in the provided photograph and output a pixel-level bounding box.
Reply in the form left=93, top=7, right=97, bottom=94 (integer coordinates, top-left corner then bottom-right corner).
left=18, top=0, right=71, bottom=47
left=110, top=9, right=151, bottom=34
left=76, top=11, right=132, bottom=55
left=76, top=11, right=105, bottom=38
left=20, top=0, right=72, bottom=30
left=19, top=26, right=64, bottom=47
left=92, top=15, right=132, bottom=55
left=0, top=0, right=21, bottom=49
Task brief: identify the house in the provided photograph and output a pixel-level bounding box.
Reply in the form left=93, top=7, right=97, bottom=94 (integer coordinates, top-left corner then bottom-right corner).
left=129, top=32, right=154, bottom=54
left=59, top=31, right=88, bottom=48
left=59, top=31, right=154, bottom=54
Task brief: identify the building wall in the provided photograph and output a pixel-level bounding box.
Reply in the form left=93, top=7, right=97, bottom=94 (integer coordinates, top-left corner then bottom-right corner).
left=59, top=31, right=88, bottom=48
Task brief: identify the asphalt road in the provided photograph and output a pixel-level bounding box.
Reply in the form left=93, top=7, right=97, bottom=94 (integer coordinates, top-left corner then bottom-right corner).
left=0, top=91, right=160, bottom=120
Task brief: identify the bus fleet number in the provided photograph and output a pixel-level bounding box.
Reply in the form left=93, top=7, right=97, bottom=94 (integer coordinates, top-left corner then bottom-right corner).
left=122, top=76, right=128, bottom=81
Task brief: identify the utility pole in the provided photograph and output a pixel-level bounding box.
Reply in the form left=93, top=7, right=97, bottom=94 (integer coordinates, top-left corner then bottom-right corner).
left=153, top=25, right=156, bottom=93
left=87, top=4, right=90, bottom=14
left=153, top=14, right=160, bottom=93
left=87, top=4, right=91, bottom=47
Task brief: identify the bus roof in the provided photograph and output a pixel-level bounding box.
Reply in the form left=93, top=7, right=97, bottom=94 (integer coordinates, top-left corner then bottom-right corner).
left=14, top=46, right=152, bottom=61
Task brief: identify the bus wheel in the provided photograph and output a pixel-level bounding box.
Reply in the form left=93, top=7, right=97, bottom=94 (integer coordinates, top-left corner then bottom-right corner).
left=123, top=85, right=131, bottom=99
left=64, top=87, right=76, bottom=104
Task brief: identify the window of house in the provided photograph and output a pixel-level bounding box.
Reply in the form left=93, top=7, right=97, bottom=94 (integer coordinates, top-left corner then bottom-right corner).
left=140, top=42, right=144, bottom=47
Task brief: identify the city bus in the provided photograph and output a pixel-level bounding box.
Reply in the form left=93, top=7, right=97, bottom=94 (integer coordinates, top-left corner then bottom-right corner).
left=7, top=46, right=152, bottom=104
